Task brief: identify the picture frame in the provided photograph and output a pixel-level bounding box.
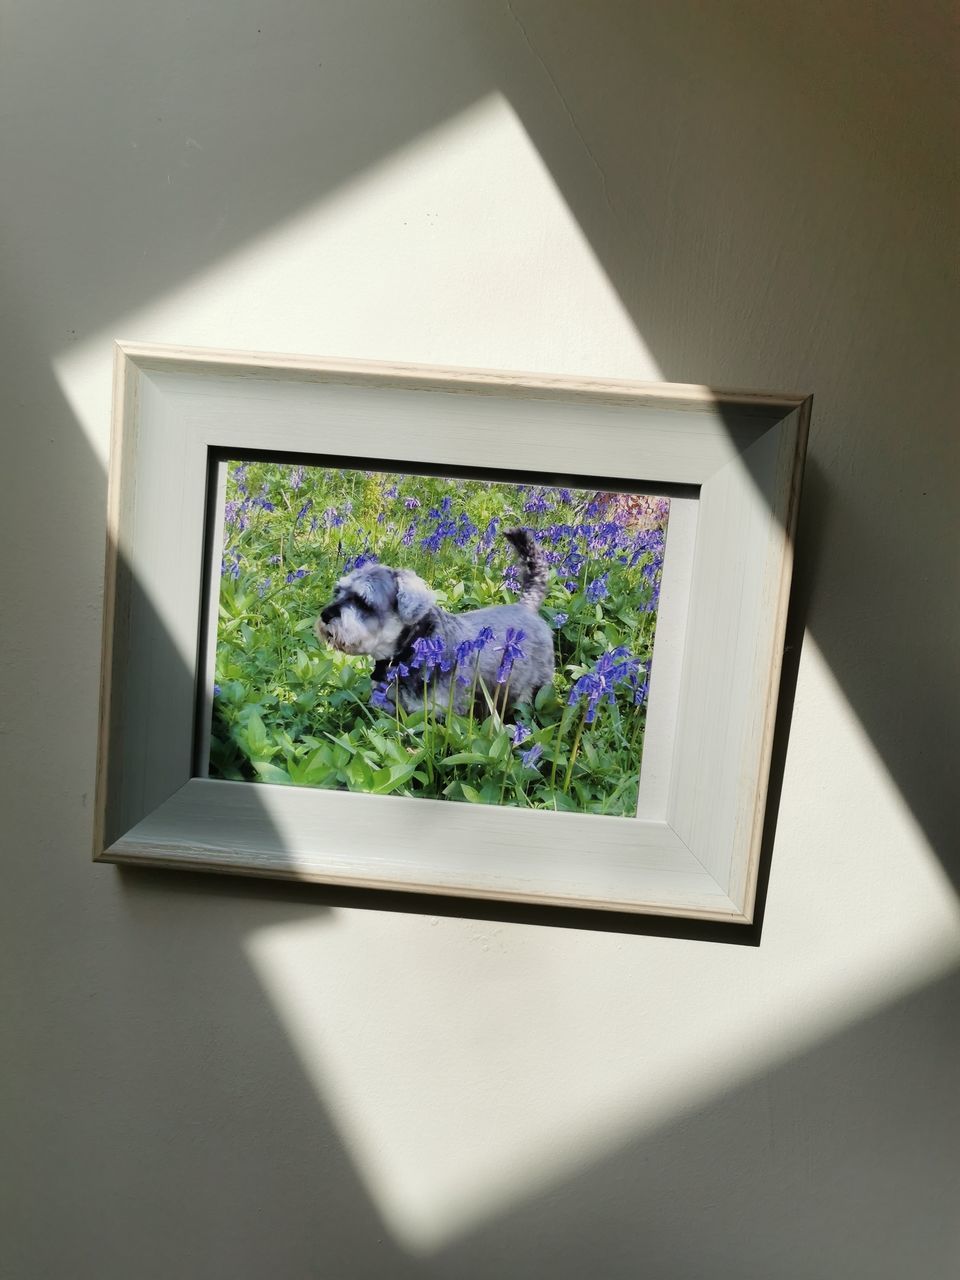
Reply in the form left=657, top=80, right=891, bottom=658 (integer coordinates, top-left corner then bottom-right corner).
left=95, top=342, right=810, bottom=923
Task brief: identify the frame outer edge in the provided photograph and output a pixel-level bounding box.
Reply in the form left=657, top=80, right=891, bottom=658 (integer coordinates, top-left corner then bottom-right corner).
left=112, top=339, right=808, bottom=412
left=95, top=345, right=812, bottom=925
left=737, top=395, right=813, bottom=921
left=92, top=344, right=135, bottom=861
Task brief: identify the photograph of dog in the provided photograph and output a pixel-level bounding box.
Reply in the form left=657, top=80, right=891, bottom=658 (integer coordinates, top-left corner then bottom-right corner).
left=315, top=527, right=555, bottom=718
left=210, top=460, right=669, bottom=817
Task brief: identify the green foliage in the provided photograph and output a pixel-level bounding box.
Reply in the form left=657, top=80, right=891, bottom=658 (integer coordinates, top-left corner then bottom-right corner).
left=210, top=462, right=666, bottom=816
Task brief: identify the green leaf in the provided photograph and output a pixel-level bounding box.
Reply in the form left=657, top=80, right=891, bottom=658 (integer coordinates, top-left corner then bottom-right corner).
left=252, top=761, right=292, bottom=784
left=370, top=762, right=420, bottom=794
left=438, top=751, right=490, bottom=767
left=240, top=710, right=270, bottom=758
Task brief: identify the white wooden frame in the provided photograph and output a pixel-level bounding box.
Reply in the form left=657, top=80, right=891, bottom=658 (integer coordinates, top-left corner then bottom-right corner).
left=95, top=343, right=810, bottom=923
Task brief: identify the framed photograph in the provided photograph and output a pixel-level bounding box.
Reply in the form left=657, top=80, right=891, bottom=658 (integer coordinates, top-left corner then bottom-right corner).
left=95, top=343, right=809, bottom=923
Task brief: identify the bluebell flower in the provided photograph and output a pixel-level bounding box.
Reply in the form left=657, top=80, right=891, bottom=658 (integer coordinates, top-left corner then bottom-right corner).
left=213, top=683, right=222, bottom=697
left=568, top=671, right=603, bottom=722
left=565, top=580, right=579, bottom=593
left=384, top=484, right=398, bottom=499
left=267, top=554, right=281, bottom=565
left=403, top=497, right=421, bottom=510
left=295, top=500, right=312, bottom=523
left=233, top=463, right=248, bottom=492
left=324, top=507, right=344, bottom=528
left=557, top=488, right=573, bottom=504
left=474, top=626, right=495, bottom=652
left=289, top=466, right=305, bottom=491
left=496, top=628, right=526, bottom=683
left=480, top=516, right=500, bottom=549
left=521, top=743, right=543, bottom=769
left=511, top=723, right=531, bottom=746
left=370, top=683, right=393, bottom=711
left=552, top=612, right=568, bottom=628
left=410, top=635, right=449, bottom=674
left=523, top=492, right=550, bottom=515
left=585, top=573, right=609, bottom=603
left=455, top=639, right=475, bottom=665
left=257, top=578, right=272, bottom=597
left=503, top=564, right=522, bottom=592
left=401, top=522, right=416, bottom=547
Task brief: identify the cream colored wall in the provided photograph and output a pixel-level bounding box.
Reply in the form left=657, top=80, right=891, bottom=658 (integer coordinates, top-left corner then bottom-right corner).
left=2, top=3, right=958, bottom=1277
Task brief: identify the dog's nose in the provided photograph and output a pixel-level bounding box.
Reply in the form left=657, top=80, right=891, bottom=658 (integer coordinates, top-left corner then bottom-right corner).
left=319, top=604, right=338, bottom=625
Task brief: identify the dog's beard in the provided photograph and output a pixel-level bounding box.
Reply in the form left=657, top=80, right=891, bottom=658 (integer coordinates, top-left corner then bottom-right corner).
left=316, top=607, right=404, bottom=658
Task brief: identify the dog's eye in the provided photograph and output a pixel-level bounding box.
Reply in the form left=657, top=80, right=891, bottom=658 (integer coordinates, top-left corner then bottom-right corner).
left=342, top=591, right=372, bottom=614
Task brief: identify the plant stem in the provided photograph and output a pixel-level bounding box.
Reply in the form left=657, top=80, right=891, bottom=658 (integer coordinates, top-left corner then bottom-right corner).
left=549, top=704, right=573, bottom=791
left=563, top=706, right=589, bottom=793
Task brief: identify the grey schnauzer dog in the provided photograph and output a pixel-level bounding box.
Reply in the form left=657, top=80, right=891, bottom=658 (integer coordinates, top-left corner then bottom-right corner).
left=314, top=528, right=555, bottom=716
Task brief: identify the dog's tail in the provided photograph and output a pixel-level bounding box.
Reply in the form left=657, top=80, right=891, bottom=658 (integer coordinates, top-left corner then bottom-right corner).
left=504, top=527, right=549, bottom=611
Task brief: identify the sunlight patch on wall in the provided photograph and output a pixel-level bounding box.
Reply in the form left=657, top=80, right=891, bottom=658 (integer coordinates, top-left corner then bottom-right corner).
left=51, top=91, right=661, bottom=467
left=244, top=636, right=958, bottom=1253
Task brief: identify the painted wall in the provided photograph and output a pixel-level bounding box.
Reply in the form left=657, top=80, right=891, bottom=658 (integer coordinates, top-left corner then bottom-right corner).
left=2, top=3, right=957, bottom=1277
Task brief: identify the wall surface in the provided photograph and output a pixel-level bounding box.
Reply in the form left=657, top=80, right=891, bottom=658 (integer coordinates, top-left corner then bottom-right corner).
left=2, top=3, right=958, bottom=1278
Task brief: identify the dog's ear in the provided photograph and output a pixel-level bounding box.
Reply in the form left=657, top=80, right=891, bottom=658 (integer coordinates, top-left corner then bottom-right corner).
left=393, top=569, right=435, bottom=624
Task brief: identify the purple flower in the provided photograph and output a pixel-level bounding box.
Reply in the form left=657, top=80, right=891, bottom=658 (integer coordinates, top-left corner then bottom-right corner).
left=565, top=581, right=579, bottom=593
left=568, top=646, right=641, bottom=722
left=455, top=639, right=475, bottom=665
left=289, top=466, right=305, bottom=490
left=257, top=578, right=272, bottom=597
left=480, top=517, right=500, bottom=550
left=324, top=507, right=344, bottom=528
left=410, top=635, right=449, bottom=674
left=585, top=573, right=609, bottom=603
left=568, top=671, right=604, bottom=722
left=520, top=743, right=543, bottom=769
left=403, top=497, right=421, bottom=510
left=401, top=522, right=417, bottom=547
left=295, top=499, right=312, bottom=523
left=213, top=683, right=222, bottom=697
left=552, top=612, right=568, bottom=628
left=474, top=626, right=495, bottom=652
left=384, top=485, right=399, bottom=499
left=511, top=722, right=531, bottom=746
left=496, top=628, right=526, bottom=684
left=370, top=684, right=393, bottom=711
left=523, top=492, right=550, bottom=515
left=351, top=551, right=379, bottom=571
